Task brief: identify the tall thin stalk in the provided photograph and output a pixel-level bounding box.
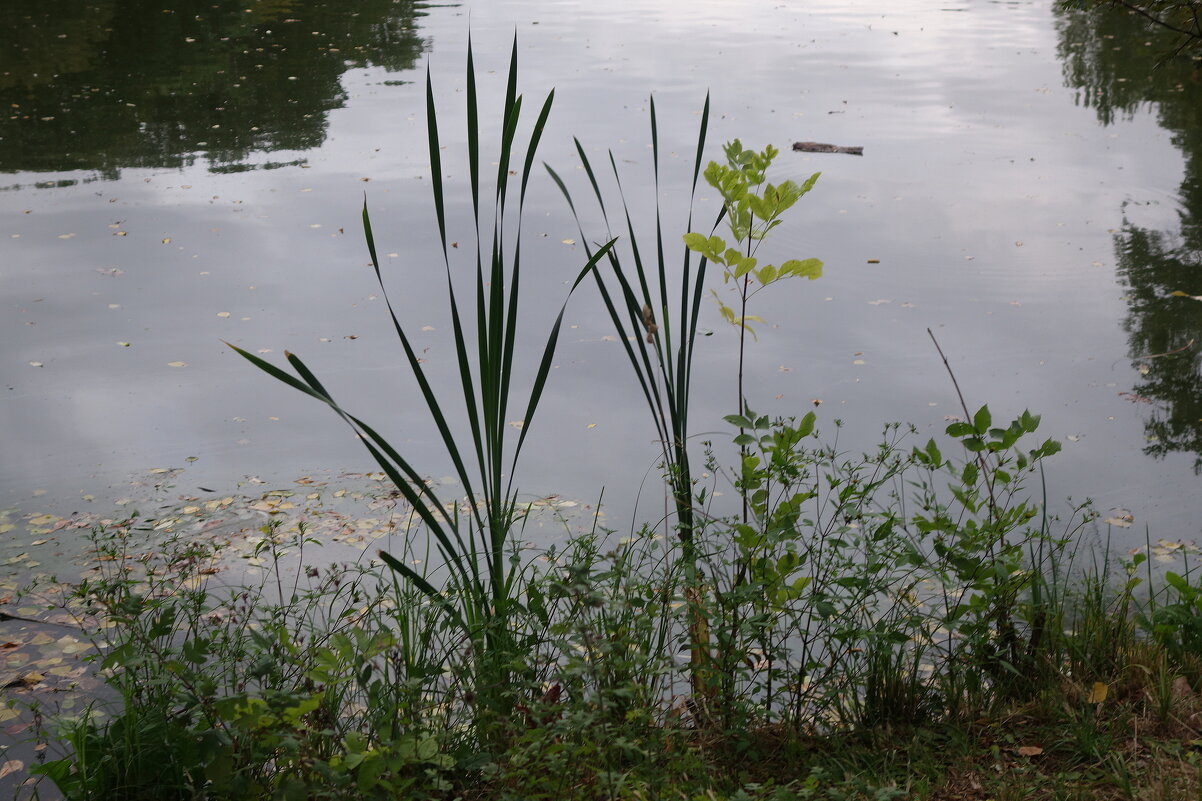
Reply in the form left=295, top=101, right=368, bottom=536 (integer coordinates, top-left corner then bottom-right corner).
left=229, top=37, right=614, bottom=737
left=546, top=96, right=718, bottom=706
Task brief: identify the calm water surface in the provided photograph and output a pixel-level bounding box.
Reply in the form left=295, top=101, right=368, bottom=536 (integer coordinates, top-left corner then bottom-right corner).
left=3, top=0, right=1200, bottom=550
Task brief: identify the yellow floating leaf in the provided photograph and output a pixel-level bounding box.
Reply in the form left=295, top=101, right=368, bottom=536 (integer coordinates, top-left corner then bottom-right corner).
left=561, top=239, right=575, bottom=245
left=167, top=361, right=187, bottom=367
left=216, top=311, right=231, bottom=318
left=57, top=637, right=89, bottom=655
left=1088, top=681, right=1109, bottom=704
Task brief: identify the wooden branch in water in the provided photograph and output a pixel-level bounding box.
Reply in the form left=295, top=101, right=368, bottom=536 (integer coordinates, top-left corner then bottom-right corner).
left=792, top=141, right=864, bottom=156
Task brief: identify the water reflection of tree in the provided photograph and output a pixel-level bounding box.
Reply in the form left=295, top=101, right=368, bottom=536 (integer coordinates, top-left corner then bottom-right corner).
left=1057, top=4, right=1202, bottom=469
left=0, top=0, right=428, bottom=177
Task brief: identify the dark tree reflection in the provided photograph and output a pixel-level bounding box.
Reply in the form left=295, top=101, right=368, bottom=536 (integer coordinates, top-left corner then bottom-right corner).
left=0, top=0, right=430, bottom=178
left=1057, top=4, right=1202, bottom=469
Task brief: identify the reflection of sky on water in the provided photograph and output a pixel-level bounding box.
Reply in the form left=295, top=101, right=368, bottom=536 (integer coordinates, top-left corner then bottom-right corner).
left=1, top=0, right=1199, bottom=547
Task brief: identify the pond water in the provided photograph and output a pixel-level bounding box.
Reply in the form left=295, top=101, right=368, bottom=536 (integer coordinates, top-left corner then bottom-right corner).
left=2, top=0, right=1201, bottom=557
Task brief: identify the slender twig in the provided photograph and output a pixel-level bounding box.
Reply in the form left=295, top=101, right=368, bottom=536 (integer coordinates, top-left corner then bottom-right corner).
left=927, top=328, right=998, bottom=515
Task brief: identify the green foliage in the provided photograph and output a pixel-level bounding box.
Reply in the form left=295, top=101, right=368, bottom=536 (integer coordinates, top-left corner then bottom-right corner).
left=684, top=139, right=822, bottom=339
left=228, top=38, right=615, bottom=744
left=27, top=415, right=1202, bottom=800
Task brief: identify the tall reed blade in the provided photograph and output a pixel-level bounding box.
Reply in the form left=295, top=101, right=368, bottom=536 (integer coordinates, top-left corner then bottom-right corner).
left=230, top=41, right=615, bottom=735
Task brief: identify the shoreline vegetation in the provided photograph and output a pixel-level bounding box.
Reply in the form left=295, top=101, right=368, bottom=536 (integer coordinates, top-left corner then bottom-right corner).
left=7, top=38, right=1202, bottom=801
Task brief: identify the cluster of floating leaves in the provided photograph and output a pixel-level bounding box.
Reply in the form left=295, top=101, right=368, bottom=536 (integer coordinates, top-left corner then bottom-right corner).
left=0, top=469, right=595, bottom=790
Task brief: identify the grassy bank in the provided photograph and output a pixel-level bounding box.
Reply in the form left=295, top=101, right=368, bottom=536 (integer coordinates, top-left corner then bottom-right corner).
left=11, top=460, right=1202, bottom=801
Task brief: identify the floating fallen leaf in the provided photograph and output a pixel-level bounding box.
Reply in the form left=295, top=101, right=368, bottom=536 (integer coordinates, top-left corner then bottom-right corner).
left=28, top=361, right=43, bottom=367
left=113, top=230, right=127, bottom=236
left=117, top=341, right=130, bottom=347
left=1171, top=290, right=1202, bottom=302
left=866, top=258, right=880, bottom=264
left=162, top=237, right=172, bottom=244
left=167, top=361, right=187, bottom=367
left=0, top=760, right=23, bottom=780
left=561, top=239, right=575, bottom=245
left=1104, top=509, right=1134, bottom=528
left=1087, top=681, right=1109, bottom=704
left=587, top=423, right=597, bottom=429
left=57, top=233, right=75, bottom=239
left=507, top=420, right=525, bottom=429
left=217, top=311, right=231, bottom=318
left=867, top=299, right=891, bottom=305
